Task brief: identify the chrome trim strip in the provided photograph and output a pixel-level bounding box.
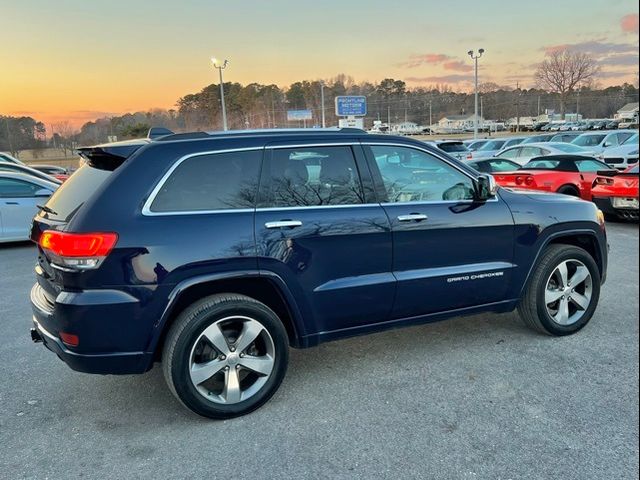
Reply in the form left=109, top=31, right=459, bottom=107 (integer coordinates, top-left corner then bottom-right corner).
left=141, top=147, right=263, bottom=217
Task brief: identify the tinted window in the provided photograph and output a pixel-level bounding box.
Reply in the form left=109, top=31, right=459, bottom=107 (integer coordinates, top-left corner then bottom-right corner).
left=576, top=160, right=609, bottom=172
left=262, top=146, right=363, bottom=207
left=370, top=146, right=475, bottom=203
left=0, top=178, right=41, bottom=197
left=151, top=150, right=261, bottom=212
left=487, top=160, right=520, bottom=172
left=524, top=160, right=562, bottom=170
left=553, top=143, right=584, bottom=153
left=438, top=142, right=468, bottom=153
left=504, top=138, right=524, bottom=148
left=45, top=164, right=113, bottom=221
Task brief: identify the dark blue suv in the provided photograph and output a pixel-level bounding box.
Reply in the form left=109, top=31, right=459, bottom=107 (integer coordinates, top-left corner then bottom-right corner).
left=30, top=128, right=608, bottom=418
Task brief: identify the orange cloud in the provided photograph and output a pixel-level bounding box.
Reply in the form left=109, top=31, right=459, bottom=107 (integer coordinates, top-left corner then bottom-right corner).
left=443, top=61, right=473, bottom=72
left=621, top=13, right=639, bottom=33
left=399, top=53, right=472, bottom=70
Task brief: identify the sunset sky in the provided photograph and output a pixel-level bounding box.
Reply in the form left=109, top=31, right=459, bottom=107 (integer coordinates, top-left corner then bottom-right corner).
left=1, top=0, right=638, bottom=128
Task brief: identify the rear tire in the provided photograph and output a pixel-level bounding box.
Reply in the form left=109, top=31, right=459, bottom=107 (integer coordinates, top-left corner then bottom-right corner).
left=518, top=245, right=601, bottom=336
left=162, top=293, right=289, bottom=419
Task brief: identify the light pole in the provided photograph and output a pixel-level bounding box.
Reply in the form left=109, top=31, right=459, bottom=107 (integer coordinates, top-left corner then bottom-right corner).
left=211, top=57, right=229, bottom=130
left=320, top=81, right=326, bottom=128
left=468, top=48, right=484, bottom=139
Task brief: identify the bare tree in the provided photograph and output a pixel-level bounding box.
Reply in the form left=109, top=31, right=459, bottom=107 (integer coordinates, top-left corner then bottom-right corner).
left=535, top=49, right=600, bottom=118
left=52, top=121, right=76, bottom=157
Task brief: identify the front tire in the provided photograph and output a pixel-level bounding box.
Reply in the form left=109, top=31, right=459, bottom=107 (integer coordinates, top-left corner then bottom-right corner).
left=518, top=245, right=601, bottom=336
left=162, top=293, right=289, bottom=419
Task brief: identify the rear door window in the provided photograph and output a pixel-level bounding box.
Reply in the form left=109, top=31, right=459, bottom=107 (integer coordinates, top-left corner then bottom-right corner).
left=150, top=150, right=262, bottom=213
left=260, top=146, right=364, bottom=207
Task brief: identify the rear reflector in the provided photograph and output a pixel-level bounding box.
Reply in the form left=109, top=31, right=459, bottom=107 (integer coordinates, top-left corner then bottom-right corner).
left=40, top=231, right=118, bottom=257
left=59, top=332, right=79, bottom=347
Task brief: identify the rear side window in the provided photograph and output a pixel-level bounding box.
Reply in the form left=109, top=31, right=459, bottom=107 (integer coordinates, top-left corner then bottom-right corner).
left=44, top=165, right=111, bottom=221
left=150, top=150, right=262, bottom=212
left=261, top=146, right=364, bottom=207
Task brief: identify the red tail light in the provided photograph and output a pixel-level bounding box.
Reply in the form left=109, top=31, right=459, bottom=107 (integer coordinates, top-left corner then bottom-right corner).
left=39, top=231, right=118, bottom=270
left=593, top=177, right=614, bottom=186
left=515, top=176, right=524, bottom=185
left=525, top=176, right=534, bottom=186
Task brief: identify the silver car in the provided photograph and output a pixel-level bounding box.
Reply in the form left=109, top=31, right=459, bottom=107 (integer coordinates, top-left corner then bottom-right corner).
left=494, top=142, right=596, bottom=166
left=599, top=133, right=639, bottom=170
left=0, top=172, right=58, bottom=242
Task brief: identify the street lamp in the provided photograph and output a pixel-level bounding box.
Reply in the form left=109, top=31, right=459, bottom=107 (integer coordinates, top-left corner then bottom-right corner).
left=468, top=48, right=485, bottom=139
left=211, top=57, right=229, bottom=131
left=319, top=81, right=326, bottom=128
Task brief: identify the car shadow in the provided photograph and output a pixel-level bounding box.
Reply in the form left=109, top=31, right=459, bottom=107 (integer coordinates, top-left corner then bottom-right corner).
left=83, top=310, right=535, bottom=424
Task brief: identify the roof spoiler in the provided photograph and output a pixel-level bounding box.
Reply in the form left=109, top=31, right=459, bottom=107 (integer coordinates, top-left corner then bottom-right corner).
left=147, top=127, right=174, bottom=139
left=77, top=143, right=146, bottom=170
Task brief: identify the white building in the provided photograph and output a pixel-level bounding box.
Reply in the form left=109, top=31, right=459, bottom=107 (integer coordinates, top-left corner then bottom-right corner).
left=614, top=102, right=639, bottom=120
left=436, top=114, right=484, bottom=132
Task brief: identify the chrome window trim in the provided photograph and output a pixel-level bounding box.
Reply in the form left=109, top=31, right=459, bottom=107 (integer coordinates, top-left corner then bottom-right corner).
left=141, top=140, right=496, bottom=217
left=141, top=147, right=263, bottom=217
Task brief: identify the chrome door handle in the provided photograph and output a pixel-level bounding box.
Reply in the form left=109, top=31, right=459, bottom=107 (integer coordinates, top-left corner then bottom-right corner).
left=397, top=213, right=428, bottom=222
left=265, top=220, right=303, bottom=229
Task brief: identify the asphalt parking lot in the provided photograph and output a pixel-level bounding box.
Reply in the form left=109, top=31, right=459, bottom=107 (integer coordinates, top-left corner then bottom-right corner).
left=1, top=222, right=638, bottom=480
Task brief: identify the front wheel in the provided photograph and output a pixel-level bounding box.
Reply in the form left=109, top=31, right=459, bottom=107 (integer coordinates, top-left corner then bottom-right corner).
left=518, top=245, right=601, bottom=336
left=162, top=294, right=289, bottom=419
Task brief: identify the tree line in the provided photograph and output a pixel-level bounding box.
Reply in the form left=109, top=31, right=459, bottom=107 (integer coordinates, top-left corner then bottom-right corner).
left=2, top=75, right=638, bottom=156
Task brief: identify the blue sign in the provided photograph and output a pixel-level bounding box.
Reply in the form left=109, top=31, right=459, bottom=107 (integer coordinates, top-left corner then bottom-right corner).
left=335, top=96, right=367, bottom=116
left=287, top=110, right=313, bottom=121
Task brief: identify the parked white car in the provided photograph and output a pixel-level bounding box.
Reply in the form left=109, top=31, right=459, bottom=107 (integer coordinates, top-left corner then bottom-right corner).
left=469, top=137, right=527, bottom=160
left=0, top=172, right=58, bottom=242
left=599, top=133, right=639, bottom=170
left=571, top=130, right=636, bottom=155
left=494, top=142, right=596, bottom=166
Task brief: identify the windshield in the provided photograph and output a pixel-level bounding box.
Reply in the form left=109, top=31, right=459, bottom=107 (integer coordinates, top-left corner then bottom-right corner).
left=438, top=143, right=468, bottom=153
left=524, top=159, right=561, bottom=169
left=478, top=140, right=506, bottom=151
left=622, top=133, right=638, bottom=145
left=572, top=135, right=605, bottom=147
left=627, top=165, right=639, bottom=173
left=43, top=164, right=112, bottom=222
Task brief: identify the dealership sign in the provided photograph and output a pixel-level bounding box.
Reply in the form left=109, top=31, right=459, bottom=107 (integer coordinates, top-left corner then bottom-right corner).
left=335, top=96, right=367, bottom=117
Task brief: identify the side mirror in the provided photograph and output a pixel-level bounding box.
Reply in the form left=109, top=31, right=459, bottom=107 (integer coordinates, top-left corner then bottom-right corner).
left=603, top=142, right=612, bottom=148
left=34, top=188, right=53, bottom=197
left=476, top=174, right=497, bottom=200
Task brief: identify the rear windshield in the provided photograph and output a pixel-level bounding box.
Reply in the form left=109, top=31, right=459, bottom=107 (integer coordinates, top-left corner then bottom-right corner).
left=438, top=143, right=468, bottom=153
left=43, top=164, right=111, bottom=222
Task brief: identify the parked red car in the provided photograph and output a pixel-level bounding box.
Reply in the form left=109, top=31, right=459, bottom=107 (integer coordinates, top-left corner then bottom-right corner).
left=591, top=164, right=639, bottom=220
left=492, top=155, right=614, bottom=201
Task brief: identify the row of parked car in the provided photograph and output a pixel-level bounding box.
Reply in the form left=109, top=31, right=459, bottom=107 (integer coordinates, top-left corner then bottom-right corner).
left=0, top=153, right=70, bottom=242
left=1, top=128, right=638, bottom=242
left=421, top=131, right=638, bottom=220
left=426, top=130, right=638, bottom=170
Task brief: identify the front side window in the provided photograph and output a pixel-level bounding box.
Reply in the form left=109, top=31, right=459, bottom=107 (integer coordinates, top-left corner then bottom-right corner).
left=486, top=160, right=521, bottom=172
left=262, top=146, right=364, bottom=207
left=0, top=178, right=41, bottom=198
left=150, top=150, right=262, bottom=212
left=370, top=146, right=475, bottom=203
left=573, top=135, right=605, bottom=147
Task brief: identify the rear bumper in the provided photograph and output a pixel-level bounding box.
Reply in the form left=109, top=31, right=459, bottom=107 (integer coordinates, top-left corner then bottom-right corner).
left=30, top=283, right=153, bottom=374
left=31, top=318, right=152, bottom=374
left=593, top=196, right=639, bottom=219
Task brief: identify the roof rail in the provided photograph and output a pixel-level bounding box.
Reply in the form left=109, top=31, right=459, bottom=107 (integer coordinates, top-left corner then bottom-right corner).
left=154, top=127, right=366, bottom=142
left=147, top=127, right=174, bottom=139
